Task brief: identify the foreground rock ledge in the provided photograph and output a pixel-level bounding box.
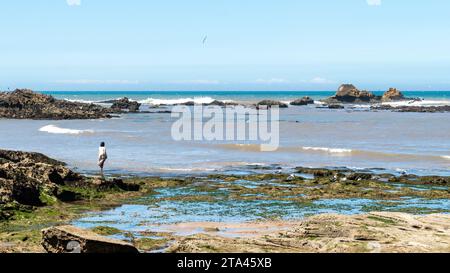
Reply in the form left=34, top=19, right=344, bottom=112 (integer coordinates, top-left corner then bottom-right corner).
left=42, top=225, right=139, bottom=253
left=168, top=212, right=450, bottom=253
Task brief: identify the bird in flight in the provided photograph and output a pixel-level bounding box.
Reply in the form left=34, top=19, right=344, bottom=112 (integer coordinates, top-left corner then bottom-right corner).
left=202, top=35, right=208, bottom=45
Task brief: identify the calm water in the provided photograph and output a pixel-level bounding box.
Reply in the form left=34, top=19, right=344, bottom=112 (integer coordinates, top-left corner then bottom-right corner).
left=0, top=91, right=450, bottom=176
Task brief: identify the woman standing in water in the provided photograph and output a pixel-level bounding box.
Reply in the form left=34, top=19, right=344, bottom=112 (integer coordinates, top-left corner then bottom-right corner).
left=98, top=142, right=108, bottom=175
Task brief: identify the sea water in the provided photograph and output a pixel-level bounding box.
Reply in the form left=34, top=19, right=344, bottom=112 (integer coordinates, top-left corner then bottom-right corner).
left=1, top=91, right=450, bottom=176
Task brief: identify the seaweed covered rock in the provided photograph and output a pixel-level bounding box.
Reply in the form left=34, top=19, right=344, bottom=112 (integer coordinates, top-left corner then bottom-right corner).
left=0, top=150, right=84, bottom=206
left=0, top=89, right=111, bottom=120
left=42, top=225, right=139, bottom=253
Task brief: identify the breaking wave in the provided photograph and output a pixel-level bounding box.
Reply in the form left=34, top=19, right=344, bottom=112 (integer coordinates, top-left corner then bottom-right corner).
left=39, top=125, right=94, bottom=135
left=138, top=97, right=230, bottom=105
left=301, top=146, right=353, bottom=154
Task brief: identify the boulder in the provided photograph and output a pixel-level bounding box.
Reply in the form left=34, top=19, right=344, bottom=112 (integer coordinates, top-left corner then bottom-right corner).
left=290, top=97, right=315, bottom=106
left=256, top=100, right=288, bottom=108
left=0, top=89, right=111, bottom=120
left=110, top=97, right=141, bottom=113
left=42, top=225, right=139, bottom=253
left=382, top=88, right=405, bottom=102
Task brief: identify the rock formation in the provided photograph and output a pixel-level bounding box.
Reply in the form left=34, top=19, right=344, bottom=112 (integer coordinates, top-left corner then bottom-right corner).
left=325, top=84, right=379, bottom=103
left=0, top=150, right=84, bottom=206
left=381, top=88, right=405, bottom=102
left=0, top=89, right=112, bottom=119
left=323, top=85, right=411, bottom=104
left=110, top=97, right=141, bottom=113
left=42, top=225, right=139, bottom=253
left=290, top=97, right=315, bottom=106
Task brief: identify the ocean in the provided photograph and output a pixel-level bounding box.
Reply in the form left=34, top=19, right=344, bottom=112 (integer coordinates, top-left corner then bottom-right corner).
left=1, top=90, right=450, bottom=176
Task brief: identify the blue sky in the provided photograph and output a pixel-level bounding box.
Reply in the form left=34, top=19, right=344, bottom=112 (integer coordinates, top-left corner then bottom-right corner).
left=1, top=0, right=450, bottom=91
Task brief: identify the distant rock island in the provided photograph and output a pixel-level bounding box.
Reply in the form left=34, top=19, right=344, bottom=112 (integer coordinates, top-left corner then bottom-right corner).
left=323, top=84, right=410, bottom=104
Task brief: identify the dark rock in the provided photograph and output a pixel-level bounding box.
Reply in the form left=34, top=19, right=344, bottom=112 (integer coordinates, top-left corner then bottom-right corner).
left=89, top=178, right=140, bottom=191
left=181, top=101, right=195, bottom=106
left=327, top=104, right=345, bottom=109
left=256, top=100, right=288, bottom=108
left=0, top=89, right=111, bottom=120
left=290, top=97, right=315, bottom=106
left=42, top=225, right=139, bottom=253
left=345, top=173, right=373, bottom=181
left=110, top=97, right=141, bottom=113
left=204, top=100, right=238, bottom=107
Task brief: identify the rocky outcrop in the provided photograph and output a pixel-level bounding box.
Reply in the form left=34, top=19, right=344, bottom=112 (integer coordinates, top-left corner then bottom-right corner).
left=324, top=85, right=413, bottom=105
left=256, top=100, right=288, bottom=108
left=382, top=88, right=405, bottom=102
left=0, top=150, right=84, bottom=206
left=290, top=97, right=314, bottom=106
left=372, top=105, right=450, bottom=113
left=110, top=97, right=141, bottom=113
left=42, top=225, right=139, bottom=253
left=324, top=84, right=380, bottom=104
left=0, top=149, right=139, bottom=207
left=0, top=89, right=112, bottom=120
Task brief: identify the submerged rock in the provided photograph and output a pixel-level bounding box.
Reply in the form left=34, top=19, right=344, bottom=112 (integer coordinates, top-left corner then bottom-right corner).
left=110, top=97, right=141, bottom=113
left=256, top=100, right=288, bottom=108
left=41, top=225, right=139, bottom=253
left=290, top=97, right=315, bottom=106
left=327, top=104, right=345, bottom=109
left=0, top=89, right=111, bottom=120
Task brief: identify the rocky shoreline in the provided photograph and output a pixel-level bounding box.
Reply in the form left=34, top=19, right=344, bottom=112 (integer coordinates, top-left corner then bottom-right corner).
left=1, top=88, right=449, bottom=120
left=0, top=89, right=147, bottom=120
left=1, top=150, right=449, bottom=253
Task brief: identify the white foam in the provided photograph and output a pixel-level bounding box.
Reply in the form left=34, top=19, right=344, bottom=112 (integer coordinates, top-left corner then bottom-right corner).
left=64, top=99, right=95, bottom=104
left=382, top=99, right=450, bottom=107
left=39, top=125, right=94, bottom=135
left=138, top=97, right=218, bottom=105
left=301, top=146, right=353, bottom=154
